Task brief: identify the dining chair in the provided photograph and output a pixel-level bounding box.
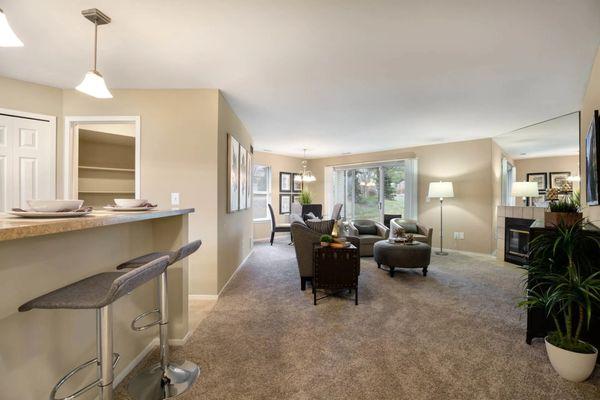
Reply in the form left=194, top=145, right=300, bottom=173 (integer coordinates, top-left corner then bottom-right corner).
left=268, top=203, right=291, bottom=245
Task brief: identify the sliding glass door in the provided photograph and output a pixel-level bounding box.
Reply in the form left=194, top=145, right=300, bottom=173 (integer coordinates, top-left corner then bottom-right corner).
left=333, top=160, right=416, bottom=223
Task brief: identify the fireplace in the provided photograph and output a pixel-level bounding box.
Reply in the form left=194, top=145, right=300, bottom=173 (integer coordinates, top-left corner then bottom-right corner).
left=504, top=217, right=534, bottom=265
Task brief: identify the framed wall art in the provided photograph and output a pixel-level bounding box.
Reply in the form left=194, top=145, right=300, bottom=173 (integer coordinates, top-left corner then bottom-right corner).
left=526, top=172, right=547, bottom=191
left=280, top=172, right=292, bottom=192
left=279, top=193, right=291, bottom=214
left=227, top=134, right=240, bottom=213
left=292, top=173, right=303, bottom=192
left=549, top=172, right=571, bottom=190
left=239, top=145, right=248, bottom=210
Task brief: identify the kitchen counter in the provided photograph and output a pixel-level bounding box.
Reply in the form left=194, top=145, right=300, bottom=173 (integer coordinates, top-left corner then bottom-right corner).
left=0, top=208, right=194, bottom=241
left=0, top=207, right=194, bottom=399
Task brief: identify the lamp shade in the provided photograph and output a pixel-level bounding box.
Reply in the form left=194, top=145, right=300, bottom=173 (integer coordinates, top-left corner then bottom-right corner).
left=511, top=181, right=538, bottom=197
left=76, top=71, right=113, bottom=99
left=428, top=181, right=454, bottom=198
left=0, top=8, right=24, bottom=47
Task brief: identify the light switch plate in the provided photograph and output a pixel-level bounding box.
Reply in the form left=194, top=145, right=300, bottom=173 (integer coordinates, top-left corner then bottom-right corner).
left=171, top=192, right=180, bottom=207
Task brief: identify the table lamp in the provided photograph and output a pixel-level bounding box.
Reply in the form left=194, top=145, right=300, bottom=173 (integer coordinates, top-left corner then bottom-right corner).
left=428, top=181, right=454, bottom=255
left=511, top=182, right=539, bottom=206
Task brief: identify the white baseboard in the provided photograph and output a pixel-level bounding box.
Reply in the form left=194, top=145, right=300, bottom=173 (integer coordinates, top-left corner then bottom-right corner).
left=114, top=337, right=158, bottom=386
left=169, top=330, right=193, bottom=347
left=189, top=294, right=219, bottom=300
left=218, top=250, right=252, bottom=296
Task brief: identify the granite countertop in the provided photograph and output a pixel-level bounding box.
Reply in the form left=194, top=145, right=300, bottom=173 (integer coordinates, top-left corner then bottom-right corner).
left=0, top=208, right=194, bottom=242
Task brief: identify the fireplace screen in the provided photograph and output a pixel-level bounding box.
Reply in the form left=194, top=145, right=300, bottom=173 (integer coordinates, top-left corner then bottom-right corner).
left=504, top=217, right=534, bottom=265
left=508, top=228, right=529, bottom=257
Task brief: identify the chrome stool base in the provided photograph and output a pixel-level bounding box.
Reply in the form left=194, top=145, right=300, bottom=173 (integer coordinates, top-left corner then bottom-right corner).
left=128, top=361, right=200, bottom=400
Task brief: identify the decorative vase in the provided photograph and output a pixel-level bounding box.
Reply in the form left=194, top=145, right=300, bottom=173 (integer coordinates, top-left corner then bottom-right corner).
left=545, top=338, right=598, bottom=382
left=320, top=242, right=330, bottom=247
left=544, top=212, right=583, bottom=228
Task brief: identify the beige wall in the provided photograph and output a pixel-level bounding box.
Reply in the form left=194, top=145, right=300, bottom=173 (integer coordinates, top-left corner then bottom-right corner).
left=62, top=89, right=222, bottom=294
left=217, top=93, right=253, bottom=292
left=252, top=151, right=304, bottom=240
left=1, top=76, right=254, bottom=296
left=308, top=138, right=498, bottom=254
left=581, top=47, right=600, bottom=221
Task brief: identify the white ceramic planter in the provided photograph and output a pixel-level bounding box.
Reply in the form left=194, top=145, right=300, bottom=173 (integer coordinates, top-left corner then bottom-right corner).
left=545, top=337, right=598, bottom=382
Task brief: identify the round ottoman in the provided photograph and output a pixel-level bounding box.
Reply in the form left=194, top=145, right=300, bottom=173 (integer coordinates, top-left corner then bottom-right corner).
left=373, top=240, right=431, bottom=277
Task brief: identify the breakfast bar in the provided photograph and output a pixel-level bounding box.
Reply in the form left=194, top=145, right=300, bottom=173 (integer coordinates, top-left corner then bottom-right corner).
left=0, top=209, right=194, bottom=400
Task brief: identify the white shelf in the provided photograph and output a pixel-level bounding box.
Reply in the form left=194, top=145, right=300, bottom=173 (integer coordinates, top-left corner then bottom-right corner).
left=79, top=165, right=135, bottom=173
left=78, top=190, right=135, bottom=194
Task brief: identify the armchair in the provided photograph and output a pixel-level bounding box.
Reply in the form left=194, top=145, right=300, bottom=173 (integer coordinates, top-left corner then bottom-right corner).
left=389, top=218, right=433, bottom=246
left=348, top=219, right=389, bottom=257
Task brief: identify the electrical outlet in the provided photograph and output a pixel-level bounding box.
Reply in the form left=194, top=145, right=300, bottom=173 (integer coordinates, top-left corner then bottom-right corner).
left=171, top=192, right=180, bottom=207
left=453, top=232, right=465, bottom=240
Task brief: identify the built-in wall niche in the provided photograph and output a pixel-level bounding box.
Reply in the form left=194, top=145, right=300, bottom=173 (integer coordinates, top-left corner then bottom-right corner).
left=75, top=125, right=136, bottom=207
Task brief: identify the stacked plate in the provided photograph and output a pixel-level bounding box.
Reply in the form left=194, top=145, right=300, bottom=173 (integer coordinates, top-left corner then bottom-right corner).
left=103, top=199, right=157, bottom=212
left=9, top=200, right=92, bottom=218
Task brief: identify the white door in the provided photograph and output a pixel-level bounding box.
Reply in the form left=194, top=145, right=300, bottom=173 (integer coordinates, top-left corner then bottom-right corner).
left=0, top=115, right=56, bottom=211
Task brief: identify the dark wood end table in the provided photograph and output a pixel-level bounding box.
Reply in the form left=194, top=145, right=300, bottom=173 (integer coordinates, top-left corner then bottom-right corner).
left=312, top=243, right=359, bottom=305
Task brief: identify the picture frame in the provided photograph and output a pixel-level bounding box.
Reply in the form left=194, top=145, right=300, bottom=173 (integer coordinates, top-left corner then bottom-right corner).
left=549, top=171, right=571, bottom=190
left=279, top=193, right=291, bottom=214
left=247, top=152, right=253, bottom=208
left=292, top=194, right=301, bottom=204
left=586, top=110, right=600, bottom=205
left=526, top=172, right=547, bottom=191
left=239, top=145, right=247, bottom=210
left=227, top=134, right=240, bottom=213
left=279, top=172, right=292, bottom=192
left=292, top=173, right=303, bottom=192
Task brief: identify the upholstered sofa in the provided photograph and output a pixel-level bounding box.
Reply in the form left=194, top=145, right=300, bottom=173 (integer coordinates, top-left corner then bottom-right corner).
left=290, top=215, right=359, bottom=290
left=389, top=218, right=433, bottom=246
left=347, top=219, right=390, bottom=257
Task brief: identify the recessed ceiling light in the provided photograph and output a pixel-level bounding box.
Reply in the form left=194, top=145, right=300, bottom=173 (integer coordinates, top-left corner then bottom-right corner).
left=262, top=149, right=271, bottom=152
left=0, top=8, right=24, bottom=47
left=520, top=152, right=527, bottom=156
left=342, top=152, right=352, bottom=155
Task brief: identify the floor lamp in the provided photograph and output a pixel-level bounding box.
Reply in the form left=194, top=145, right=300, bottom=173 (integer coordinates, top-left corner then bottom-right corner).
left=428, top=181, right=454, bottom=256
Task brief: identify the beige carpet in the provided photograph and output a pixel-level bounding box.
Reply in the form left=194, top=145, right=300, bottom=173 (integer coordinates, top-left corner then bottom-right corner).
left=117, top=239, right=600, bottom=399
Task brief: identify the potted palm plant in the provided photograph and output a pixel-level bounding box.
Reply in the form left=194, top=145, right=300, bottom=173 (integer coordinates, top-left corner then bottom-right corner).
left=519, top=222, right=600, bottom=382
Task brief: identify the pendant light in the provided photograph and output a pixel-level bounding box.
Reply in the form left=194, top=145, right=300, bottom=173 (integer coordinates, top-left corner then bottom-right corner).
left=0, top=8, right=23, bottom=47
left=76, top=9, right=112, bottom=99
left=297, top=149, right=316, bottom=183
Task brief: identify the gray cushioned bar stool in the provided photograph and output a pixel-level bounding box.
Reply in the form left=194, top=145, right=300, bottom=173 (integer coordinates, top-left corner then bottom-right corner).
left=18, top=256, right=171, bottom=400
left=116, top=240, right=202, bottom=400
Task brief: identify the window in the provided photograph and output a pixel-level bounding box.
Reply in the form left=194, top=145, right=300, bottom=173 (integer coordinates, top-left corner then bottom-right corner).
left=252, top=164, right=271, bottom=221
left=333, top=159, right=417, bottom=222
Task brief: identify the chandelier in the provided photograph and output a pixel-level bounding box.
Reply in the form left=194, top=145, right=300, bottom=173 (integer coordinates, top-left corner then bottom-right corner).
left=295, top=149, right=316, bottom=183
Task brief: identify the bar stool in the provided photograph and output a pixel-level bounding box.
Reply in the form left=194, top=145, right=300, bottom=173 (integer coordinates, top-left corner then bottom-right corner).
left=116, top=240, right=202, bottom=400
left=18, top=256, right=171, bottom=400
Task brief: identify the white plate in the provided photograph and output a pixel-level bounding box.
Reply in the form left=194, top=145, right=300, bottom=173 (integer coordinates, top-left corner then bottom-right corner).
left=103, top=206, right=157, bottom=212
left=27, top=199, right=84, bottom=212
left=8, top=210, right=91, bottom=218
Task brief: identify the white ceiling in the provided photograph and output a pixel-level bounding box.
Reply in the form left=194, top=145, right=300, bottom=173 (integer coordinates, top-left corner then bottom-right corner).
left=493, top=112, right=580, bottom=160
left=1, top=0, right=599, bottom=158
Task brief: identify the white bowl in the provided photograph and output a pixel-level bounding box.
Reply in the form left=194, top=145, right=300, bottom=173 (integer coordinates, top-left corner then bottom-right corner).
left=27, top=200, right=84, bottom=212
left=114, top=199, right=147, bottom=208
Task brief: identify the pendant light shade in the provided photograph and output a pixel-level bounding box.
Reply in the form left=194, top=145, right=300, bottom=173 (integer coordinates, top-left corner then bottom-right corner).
left=0, top=8, right=24, bottom=47
left=76, top=9, right=112, bottom=99
left=76, top=70, right=112, bottom=98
